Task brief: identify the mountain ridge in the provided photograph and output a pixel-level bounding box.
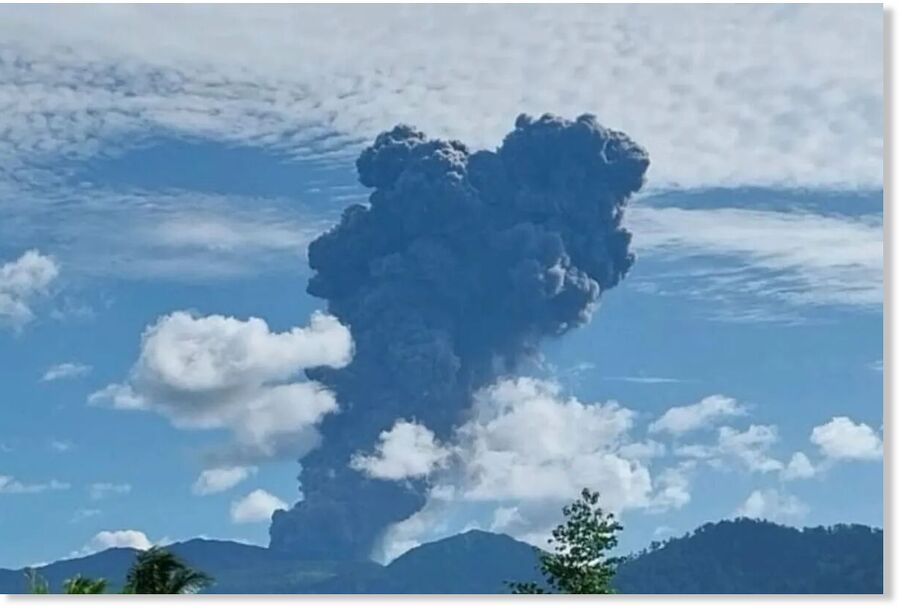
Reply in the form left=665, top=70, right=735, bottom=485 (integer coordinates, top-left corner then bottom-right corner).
left=0, top=519, right=882, bottom=594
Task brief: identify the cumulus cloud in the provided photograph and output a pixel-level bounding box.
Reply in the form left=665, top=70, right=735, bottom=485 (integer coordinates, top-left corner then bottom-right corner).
left=649, top=395, right=746, bottom=436
left=64, top=529, right=155, bottom=559
left=452, top=378, right=644, bottom=505
left=781, top=451, right=817, bottom=481
left=376, top=377, right=691, bottom=561
left=192, top=466, right=256, bottom=495
left=351, top=421, right=450, bottom=481
left=649, top=464, right=693, bottom=512
left=230, top=489, right=287, bottom=524
left=810, top=416, right=882, bottom=461
left=671, top=424, right=784, bottom=474
left=88, top=482, right=131, bottom=501
left=0, top=475, right=69, bottom=494
left=90, top=310, right=352, bottom=465
left=0, top=250, right=58, bottom=329
left=42, top=362, right=92, bottom=382
left=717, top=425, right=784, bottom=473
left=619, top=440, right=667, bottom=462
left=672, top=444, right=719, bottom=460
left=734, top=489, right=809, bottom=523
left=87, top=529, right=152, bottom=551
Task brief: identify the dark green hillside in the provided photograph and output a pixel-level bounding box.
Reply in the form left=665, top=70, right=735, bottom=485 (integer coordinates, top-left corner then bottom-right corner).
left=0, top=519, right=882, bottom=594
left=614, top=518, right=883, bottom=594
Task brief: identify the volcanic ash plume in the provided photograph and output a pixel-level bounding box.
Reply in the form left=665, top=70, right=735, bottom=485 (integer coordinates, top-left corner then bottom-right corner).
left=269, top=113, right=649, bottom=559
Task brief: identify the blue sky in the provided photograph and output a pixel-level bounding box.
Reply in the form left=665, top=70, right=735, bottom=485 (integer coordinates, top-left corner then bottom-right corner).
left=0, top=5, right=883, bottom=568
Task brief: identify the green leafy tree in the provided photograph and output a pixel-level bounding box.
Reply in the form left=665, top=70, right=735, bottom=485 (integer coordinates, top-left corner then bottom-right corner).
left=509, top=488, right=624, bottom=594
left=123, top=546, right=213, bottom=594
left=62, top=575, right=108, bottom=594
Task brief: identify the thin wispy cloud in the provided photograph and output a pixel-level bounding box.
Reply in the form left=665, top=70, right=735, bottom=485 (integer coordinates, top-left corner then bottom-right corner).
left=49, top=439, right=75, bottom=453
left=42, top=362, right=91, bottom=382
left=2, top=188, right=330, bottom=281
left=70, top=508, right=101, bottom=523
left=0, top=475, right=69, bottom=494
left=629, top=205, right=882, bottom=315
left=88, top=482, right=131, bottom=501
left=602, top=376, right=689, bottom=385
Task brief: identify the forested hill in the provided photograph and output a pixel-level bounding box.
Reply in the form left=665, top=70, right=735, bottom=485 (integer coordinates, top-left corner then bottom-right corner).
left=614, top=518, right=883, bottom=594
left=0, top=519, right=882, bottom=594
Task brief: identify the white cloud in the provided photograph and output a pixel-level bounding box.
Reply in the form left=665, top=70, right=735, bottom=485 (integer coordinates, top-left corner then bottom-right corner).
left=350, top=420, right=450, bottom=481
left=672, top=424, right=785, bottom=474
left=649, top=464, right=693, bottom=512
left=377, top=377, right=690, bottom=561
left=90, top=310, right=352, bottom=465
left=489, top=506, right=525, bottom=532
left=230, top=489, right=287, bottom=524
left=629, top=206, right=883, bottom=312
left=0, top=475, right=69, bottom=494
left=49, top=439, right=74, bottom=453
left=734, top=489, right=809, bottom=523
left=90, top=529, right=153, bottom=551
left=0, top=7, right=881, bottom=289
left=781, top=451, right=817, bottom=481
left=88, top=482, right=131, bottom=501
left=652, top=525, right=676, bottom=539
left=0, top=250, right=58, bottom=329
left=79, top=530, right=153, bottom=555
left=70, top=508, right=101, bottom=523
left=602, top=376, right=687, bottom=385
left=453, top=378, right=645, bottom=506
left=673, top=444, right=718, bottom=460
left=618, top=440, right=666, bottom=462
left=810, top=416, right=882, bottom=461
left=2, top=188, right=332, bottom=282
left=150, top=214, right=314, bottom=255
left=649, top=395, right=746, bottom=436
left=0, top=5, right=881, bottom=191
left=42, top=362, right=91, bottom=382
left=717, top=425, right=784, bottom=473
left=192, top=466, right=256, bottom=495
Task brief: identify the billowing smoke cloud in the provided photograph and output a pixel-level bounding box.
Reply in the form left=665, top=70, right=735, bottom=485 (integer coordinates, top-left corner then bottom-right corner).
left=269, top=113, right=649, bottom=559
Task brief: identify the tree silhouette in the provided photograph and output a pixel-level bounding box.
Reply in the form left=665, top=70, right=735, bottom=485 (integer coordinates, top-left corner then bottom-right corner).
left=62, top=575, right=108, bottom=594
left=509, top=488, right=623, bottom=594
left=123, top=546, right=213, bottom=594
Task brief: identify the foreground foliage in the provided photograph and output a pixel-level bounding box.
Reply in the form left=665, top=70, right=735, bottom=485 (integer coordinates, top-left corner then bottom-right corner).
left=23, top=547, right=212, bottom=594
left=509, top=488, right=623, bottom=594
left=123, top=546, right=214, bottom=594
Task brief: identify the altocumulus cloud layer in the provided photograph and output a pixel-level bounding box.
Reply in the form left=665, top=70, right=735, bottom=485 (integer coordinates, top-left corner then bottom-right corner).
left=0, top=4, right=882, bottom=189
left=0, top=5, right=882, bottom=318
